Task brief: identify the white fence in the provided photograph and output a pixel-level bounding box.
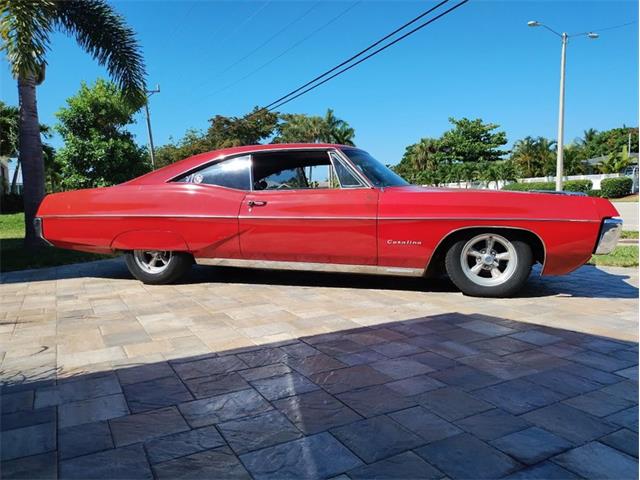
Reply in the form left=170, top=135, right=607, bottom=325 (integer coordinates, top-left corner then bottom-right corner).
left=441, top=172, right=639, bottom=193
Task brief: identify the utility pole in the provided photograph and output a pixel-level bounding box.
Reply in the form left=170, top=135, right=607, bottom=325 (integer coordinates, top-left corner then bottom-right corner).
left=555, top=32, right=568, bottom=192
left=145, top=85, right=160, bottom=169
left=528, top=21, right=599, bottom=191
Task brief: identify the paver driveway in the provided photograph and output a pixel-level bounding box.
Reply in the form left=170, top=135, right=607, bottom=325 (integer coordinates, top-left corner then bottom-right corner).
left=1, top=260, right=638, bottom=479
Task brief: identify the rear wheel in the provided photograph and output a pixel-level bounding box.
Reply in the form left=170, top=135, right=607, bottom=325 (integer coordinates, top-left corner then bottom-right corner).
left=125, top=250, right=193, bottom=285
left=445, top=233, right=532, bottom=297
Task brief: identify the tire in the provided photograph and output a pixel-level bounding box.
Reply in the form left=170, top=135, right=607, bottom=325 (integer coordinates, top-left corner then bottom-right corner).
left=125, top=250, right=193, bottom=285
left=444, top=232, right=532, bottom=297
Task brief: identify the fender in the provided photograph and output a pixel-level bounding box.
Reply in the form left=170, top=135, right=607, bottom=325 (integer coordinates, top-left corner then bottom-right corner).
left=111, top=230, right=189, bottom=251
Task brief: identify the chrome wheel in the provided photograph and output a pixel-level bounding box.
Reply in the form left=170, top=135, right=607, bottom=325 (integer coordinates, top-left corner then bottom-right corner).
left=133, top=250, right=172, bottom=274
left=460, top=234, right=517, bottom=287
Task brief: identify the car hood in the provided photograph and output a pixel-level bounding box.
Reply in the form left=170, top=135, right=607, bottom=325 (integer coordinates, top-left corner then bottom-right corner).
left=379, top=185, right=619, bottom=222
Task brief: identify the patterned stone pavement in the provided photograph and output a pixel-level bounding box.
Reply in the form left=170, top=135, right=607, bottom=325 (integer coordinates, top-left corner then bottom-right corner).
left=0, top=259, right=638, bottom=479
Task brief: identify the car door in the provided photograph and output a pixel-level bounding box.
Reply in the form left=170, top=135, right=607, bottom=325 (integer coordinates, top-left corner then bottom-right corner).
left=239, top=150, right=378, bottom=265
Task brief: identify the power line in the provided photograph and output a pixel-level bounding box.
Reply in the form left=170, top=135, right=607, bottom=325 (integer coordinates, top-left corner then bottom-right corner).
left=267, top=0, right=470, bottom=112
left=201, top=1, right=362, bottom=100
left=210, top=1, right=321, bottom=82
left=263, top=0, right=452, bottom=111
left=571, top=20, right=636, bottom=37
left=191, top=1, right=321, bottom=95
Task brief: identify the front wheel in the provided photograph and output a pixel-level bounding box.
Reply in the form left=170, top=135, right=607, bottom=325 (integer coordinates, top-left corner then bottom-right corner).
left=445, top=233, right=532, bottom=297
left=125, top=250, right=193, bottom=285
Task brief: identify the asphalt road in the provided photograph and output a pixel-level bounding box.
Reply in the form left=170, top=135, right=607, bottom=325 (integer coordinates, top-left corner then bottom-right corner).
left=613, top=202, right=639, bottom=231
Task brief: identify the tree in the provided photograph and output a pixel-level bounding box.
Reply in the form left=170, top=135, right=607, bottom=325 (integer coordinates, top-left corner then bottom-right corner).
left=55, top=79, right=149, bottom=189
left=275, top=109, right=355, bottom=145
left=207, top=107, right=279, bottom=149
left=1, top=0, right=146, bottom=246
left=0, top=101, right=19, bottom=158
left=599, top=145, right=633, bottom=174
left=439, top=117, right=508, bottom=163
left=510, top=136, right=556, bottom=178
left=581, top=127, right=639, bottom=159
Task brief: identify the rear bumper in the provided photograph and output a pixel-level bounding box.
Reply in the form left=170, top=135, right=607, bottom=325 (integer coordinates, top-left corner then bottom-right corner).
left=33, top=217, right=53, bottom=247
left=593, top=217, right=623, bottom=255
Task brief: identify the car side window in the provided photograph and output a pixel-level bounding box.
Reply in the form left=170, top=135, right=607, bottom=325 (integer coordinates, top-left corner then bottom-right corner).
left=252, top=150, right=362, bottom=190
left=176, top=155, right=251, bottom=190
left=330, top=153, right=364, bottom=188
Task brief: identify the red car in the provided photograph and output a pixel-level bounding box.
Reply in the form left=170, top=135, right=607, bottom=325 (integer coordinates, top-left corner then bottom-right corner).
left=35, top=143, right=622, bottom=297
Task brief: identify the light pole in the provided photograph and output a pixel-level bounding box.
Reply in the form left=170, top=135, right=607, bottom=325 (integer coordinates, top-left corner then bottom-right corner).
left=144, top=85, right=160, bottom=169
left=528, top=21, right=599, bottom=191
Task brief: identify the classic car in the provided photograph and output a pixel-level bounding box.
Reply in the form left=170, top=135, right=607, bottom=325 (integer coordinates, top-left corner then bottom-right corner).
left=35, top=143, right=623, bottom=297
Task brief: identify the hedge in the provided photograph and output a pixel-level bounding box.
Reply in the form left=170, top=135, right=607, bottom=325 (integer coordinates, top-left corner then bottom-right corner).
left=1, top=194, right=24, bottom=214
left=502, top=181, right=555, bottom=192
left=502, top=179, right=593, bottom=193
left=600, top=177, right=633, bottom=199
left=563, top=180, right=593, bottom=193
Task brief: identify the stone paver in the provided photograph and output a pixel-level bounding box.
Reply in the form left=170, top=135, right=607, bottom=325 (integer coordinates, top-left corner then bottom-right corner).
left=331, top=415, right=424, bottom=464
left=0, top=261, right=637, bottom=478
left=416, top=433, right=522, bottom=479
left=552, top=441, right=639, bottom=479
left=239, top=432, right=362, bottom=480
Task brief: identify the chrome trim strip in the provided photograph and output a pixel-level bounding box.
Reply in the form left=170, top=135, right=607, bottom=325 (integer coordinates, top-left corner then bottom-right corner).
left=40, top=214, right=238, bottom=219
left=195, top=258, right=425, bottom=277
left=40, top=214, right=598, bottom=223
left=33, top=217, right=54, bottom=247
left=330, top=149, right=374, bottom=189
left=169, top=146, right=365, bottom=185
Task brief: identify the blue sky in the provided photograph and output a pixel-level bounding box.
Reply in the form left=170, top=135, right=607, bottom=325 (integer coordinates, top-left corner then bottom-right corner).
left=1, top=0, right=637, bottom=164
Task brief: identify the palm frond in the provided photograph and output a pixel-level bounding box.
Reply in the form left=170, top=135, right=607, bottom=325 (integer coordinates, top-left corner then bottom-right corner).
left=0, top=0, right=55, bottom=78
left=54, top=0, right=146, bottom=103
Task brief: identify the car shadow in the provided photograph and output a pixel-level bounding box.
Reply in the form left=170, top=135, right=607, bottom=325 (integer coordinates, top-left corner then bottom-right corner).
left=1, top=313, right=637, bottom=479
left=1, top=258, right=638, bottom=300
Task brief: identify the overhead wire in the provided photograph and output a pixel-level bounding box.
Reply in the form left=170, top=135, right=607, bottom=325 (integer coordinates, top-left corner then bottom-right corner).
left=262, top=0, right=452, bottom=111
left=266, top=0, right=470, bottom=112
left=200, top=1, right=362, bottom=100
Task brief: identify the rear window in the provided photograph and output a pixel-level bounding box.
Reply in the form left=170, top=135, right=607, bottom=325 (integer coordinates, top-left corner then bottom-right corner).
left=175, top=155, right=251, bottom=190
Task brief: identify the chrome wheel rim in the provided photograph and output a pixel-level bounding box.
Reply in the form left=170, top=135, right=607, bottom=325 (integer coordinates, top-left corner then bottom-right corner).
left=133, top=250, right=172, bottom=274
left=460, top=234, right=517, bottom=287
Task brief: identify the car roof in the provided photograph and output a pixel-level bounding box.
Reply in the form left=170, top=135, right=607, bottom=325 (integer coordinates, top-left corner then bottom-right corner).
left=125, top=143, right=354, bottom=185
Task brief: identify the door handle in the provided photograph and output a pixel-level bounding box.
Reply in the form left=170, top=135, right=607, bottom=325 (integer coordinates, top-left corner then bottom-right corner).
left=248, top=200, right=267, bottom=207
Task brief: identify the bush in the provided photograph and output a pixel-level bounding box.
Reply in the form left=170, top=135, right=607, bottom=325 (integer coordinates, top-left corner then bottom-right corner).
left=1, top=194, right=24, bottom=214
left=503, top=180, right=594, bottom=193
left=587, top=190, right=603, bottom=197
left=600, top=177, right=633, bottom=198
left=563, top=180, right=593, bottom=193
left=502, top=181, right=555, bottom=191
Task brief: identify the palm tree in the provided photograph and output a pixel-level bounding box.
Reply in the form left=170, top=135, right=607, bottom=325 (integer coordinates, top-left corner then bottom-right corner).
left=511, top=136, right=555, bottom=178
left=578, top=128, right=598, bottom=146
left=322, top=109, right=355, bottom=145
left=1, top=0, right=146, bottom=247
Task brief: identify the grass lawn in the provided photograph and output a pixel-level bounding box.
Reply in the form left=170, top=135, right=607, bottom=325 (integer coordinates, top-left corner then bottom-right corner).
left=589, top=245, right=639, bottom=268
left=613, top=194, right=639, bottom=202
left=621, top=230, right=639, bottom=239
left=1, top=213, right=113, bottom=273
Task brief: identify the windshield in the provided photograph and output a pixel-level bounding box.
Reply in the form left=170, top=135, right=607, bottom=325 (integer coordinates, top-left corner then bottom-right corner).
left=341, top=148, right=409, bottom=188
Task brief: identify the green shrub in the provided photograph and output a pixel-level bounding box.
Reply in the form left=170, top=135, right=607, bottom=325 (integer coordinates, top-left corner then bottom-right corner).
left=502, top=181, right=555, bottom=191
left=0, top=194, right=24, bottom=214
left=563, top=180, right=593, bottom=193
left=587, top=190, right=603, bottom=197
left=600, top=177, right=633, bottom=198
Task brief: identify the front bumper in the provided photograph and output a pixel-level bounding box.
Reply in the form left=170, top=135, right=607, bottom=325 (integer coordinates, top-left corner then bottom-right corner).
left=34, top=217, right=53, bottom=247
left=594, top=217, right=623, bottom=255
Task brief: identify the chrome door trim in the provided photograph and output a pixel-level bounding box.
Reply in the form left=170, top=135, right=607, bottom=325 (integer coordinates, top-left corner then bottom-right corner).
left=195, top=257, right=425, bottom=277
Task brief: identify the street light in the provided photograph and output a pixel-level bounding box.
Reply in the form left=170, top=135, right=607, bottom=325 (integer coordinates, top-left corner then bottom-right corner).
left=528, top=21, right=599, bottom=191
